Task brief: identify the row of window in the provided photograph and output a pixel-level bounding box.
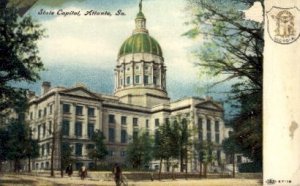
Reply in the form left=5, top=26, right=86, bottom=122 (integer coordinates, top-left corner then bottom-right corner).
left=40, top=143, right=51, bottom=156
left=63, top=142, right=127, bottom=158
left=63, top=104, right=95, bottom=116
left=30, top=104, right=53, bottom=120
left=120, top=65, right=159, bottom=73
left=119, top=75, right=159, bottom=86
left=109, top=115, right=141, bottom=126
left=37, top=121, right=52, bottom=140
left=198, top=118, right=220, bottom=132
left=108, top=115, right=168, bottom=128
left=62, top=120, right=95, bottom=139
left=198, top=131, right=220, bottom=144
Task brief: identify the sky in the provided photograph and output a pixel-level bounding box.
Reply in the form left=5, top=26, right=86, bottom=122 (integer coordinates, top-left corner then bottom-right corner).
left=25, top=0, right=203, bottom=99
left=22, top=0, right=262, bottom=119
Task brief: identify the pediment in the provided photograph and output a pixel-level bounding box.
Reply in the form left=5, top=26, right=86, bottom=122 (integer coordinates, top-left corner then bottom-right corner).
left=195, top=101, right=223, bottom=112
left=60, top=87, right=101, bottom=100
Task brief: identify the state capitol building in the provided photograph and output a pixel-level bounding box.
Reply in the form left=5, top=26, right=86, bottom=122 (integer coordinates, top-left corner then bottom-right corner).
left=25, top=3, right=231, bottom=172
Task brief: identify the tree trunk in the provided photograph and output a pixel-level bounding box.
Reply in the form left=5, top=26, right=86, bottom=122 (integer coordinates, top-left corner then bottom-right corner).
left=94, top=159, right=97, bottom=170
left=232, top=153, right=235, bottom=178
left=185, top=148, right=188, bottom=180
left=172, top=165, right=175, bottom=180
left=28, top=156, right=31, bottom=172
left=159, top=158, right=163, bottom=180
left=166, top=159, right=170, bottom=172
left=204, top=163, right=207, bottom=178
left=14, top=159, right=19, bottom=172
left=180, top=149, right=184, bottom=172
left=50, top=135, right=55, bottom=177
left=199, top=161, right=202, bottom=178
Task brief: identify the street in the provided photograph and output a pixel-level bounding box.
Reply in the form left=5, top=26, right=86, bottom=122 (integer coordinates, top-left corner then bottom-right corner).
left=0, top=173, right=262, bottom=186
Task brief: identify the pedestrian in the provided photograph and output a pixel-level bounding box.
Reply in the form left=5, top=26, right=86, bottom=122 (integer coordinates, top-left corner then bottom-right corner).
left=112, top=163, right=122, bottom=186
left=80, top=165, right=87, bottom=180
left=65, top=164, right=73, bottom=177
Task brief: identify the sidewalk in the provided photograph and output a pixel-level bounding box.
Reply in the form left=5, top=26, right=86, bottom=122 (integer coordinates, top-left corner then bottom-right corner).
left=0, top=173, right=262, bottom=186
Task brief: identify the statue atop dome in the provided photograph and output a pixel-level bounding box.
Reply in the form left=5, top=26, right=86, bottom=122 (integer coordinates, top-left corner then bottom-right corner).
left=139, top=0, right=143, bottom=12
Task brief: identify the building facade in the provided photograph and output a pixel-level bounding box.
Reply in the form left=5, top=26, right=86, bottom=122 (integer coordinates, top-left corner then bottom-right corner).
left=26, top=3, right=231, bottom=172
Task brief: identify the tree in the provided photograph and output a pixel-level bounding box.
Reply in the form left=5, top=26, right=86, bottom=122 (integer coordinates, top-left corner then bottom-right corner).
left=87, top=130, right=108, bottom=170
left=195, top=141, right=216, bottom=178
left=0, top=127, right=9, bottom=172
left=126, top=131, right=153, bottom=170
left=24, top=135, right=39, bottom=172
left=0, top=0, right=44, bottom=112
left=222, top=136, right=240, bottom=178
left=153, top=121, right=179, bottom=179
left=4, top=118, right=39, bottom=172
left=61, top=142, right=73, bottom=176
left=184, top=0, right=263, bottom=166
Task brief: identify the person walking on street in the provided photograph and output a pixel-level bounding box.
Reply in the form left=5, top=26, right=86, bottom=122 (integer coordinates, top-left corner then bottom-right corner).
left=112, top=163, right=122, bottom=186
left=65, top=164, right=73, bottom=177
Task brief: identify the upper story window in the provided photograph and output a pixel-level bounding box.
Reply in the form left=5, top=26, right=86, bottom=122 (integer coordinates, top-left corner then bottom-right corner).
left=44, top=108, right=47, bottom=116
left=37, top=125, right=41, bottom=140
left=30, top=112, right=33, bottom=120
left=215, top=120, right=219, bottom=132
left=109, top=128, right=115, bottom=143
left=133, top=130, right=138, bottom=140
left=121, top=116, right=127, bottom=125
left=165, top=118, right=169, bottom=125
left=144, top=75, right=149, bottom=85
left=135, top=75, right=140, bottom=84
left=153, top=77, right=157, bottom=85
left=133, top=117, right=138, bottom=127
left=109, top=114, right=115, bottom=124
left=121, top=130, right=127, bottom=143
left=126, top=76, right=131, bottom=85
left=88, top=107, right=95, bottom=117
left=88, top=123, right=94, bottom=139
left=207, top=118, right=211, bottom=131
left=75, top=143, right=83, bottom=156
left=198, top=118, right=203, bottom=130
left=49, top=105, right=53, bottom=114
left=38, top=109, right=42, bottom=118
left=42, top=123, right=46, bottom=137
left=62, top=120, right=70, bottom=136
left=146, top=119, right=149, bottom=128
left=76, top=105, right=83, bottom=115
left=155, top=119, right=159, bottom=127
left=215, top=133, right=220, bottom=144
left=63, top=104, right=70, bottom=114
left=75, top=121, right=82, bottom=137
left=48, top=121, right=52, bottom=135
left=207, top=132, right=211, bottom=142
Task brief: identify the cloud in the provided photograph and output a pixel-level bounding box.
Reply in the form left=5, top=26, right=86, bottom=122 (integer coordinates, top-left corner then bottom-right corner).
left=244, top=1, right=263, bottom=23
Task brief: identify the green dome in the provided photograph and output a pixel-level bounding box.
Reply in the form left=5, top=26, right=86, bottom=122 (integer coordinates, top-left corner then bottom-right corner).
left=118, top=33, right=163, bottom=57
left=136, top=11, right=145, bottom=19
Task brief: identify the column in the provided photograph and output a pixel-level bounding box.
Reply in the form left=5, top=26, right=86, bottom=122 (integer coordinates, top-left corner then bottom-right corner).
left=82, top=105, right=88, bottom=138
left=203, top=116, right=207, bottom=141
left=70, top=103, right=76, bottom=138
left=123, top=63, right=125, bottom=88
left=132, top=62, right=135, bottom=86
left=115, top=114, right=121, bottom=143
left=141, top=61, right=145, bottom=86
left=211, top=117, right=215, bottom=143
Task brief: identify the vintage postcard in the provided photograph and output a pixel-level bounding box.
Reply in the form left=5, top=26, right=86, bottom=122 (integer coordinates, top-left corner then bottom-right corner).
left=0, top=0, right=299, bottom=185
